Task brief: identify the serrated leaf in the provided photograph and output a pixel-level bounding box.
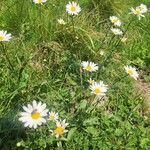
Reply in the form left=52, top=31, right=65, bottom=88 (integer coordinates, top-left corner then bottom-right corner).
left=67, top=127, right=77, bottom=141
left=114, top=128, right=123, bottom=136
left=85, top=127, right=99, bottom=136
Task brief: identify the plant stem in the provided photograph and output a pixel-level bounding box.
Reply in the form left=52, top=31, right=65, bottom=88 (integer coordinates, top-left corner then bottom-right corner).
left=111, top=74, right=128, bottom=88
left=0, top=42, right=14, bottom=71
left=57, top=141, right=63, bottom=150
left=100, top=19, right=135, bottom=70
left=71, top=16, right=75, bottom=33
left=39, top=4, right=43, bottom=41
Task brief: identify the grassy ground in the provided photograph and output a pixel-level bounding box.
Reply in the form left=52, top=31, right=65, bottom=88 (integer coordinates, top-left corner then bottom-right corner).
left=0, top=0, right=150, bottom=149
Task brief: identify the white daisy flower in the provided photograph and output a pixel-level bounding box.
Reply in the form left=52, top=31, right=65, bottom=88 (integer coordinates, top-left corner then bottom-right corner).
left=81, top=61, right=98, bottom=72
left=0, top=30, right=12, bottom=42
left=66, top=1, right=81, bottom=15
left=138, top=4, right=148, bottom=13
left=33, top=0, right=47, bottom=4
left=124, top=65, right=139, bottom=80
left=50, top=119, right=69, bottom=138
left=88, top=78, right=95, bottom=85
left=111, top=28, right=123, bottom=35
left=57, top=19, right=66, bottom=25
left=19, top=100, right=49, bottom=129
left=110, top=16, right=121, bottom=27
left=130, top=7, right=145, bottom=20
left=90, top=81, right=108, bottom=96
left=49, top=111, right=59, bottom=121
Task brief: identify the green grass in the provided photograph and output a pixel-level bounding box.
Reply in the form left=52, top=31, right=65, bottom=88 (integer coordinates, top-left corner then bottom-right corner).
left=0, top=0, right=150, bottom=149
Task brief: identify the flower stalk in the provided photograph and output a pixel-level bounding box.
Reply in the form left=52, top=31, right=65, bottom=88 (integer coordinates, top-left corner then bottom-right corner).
left=0, top=42, right=14, bottom=70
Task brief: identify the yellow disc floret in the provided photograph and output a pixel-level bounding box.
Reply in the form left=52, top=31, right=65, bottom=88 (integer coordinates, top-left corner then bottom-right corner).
left=54, top=126, right=64, bottom=135
left=70, top=6, right=76, bottom=12
left=95, top=88, right=101, bottom=94
left=31, top=111, right=41, bottom=120
left=0, top=36, right=4, bottom=41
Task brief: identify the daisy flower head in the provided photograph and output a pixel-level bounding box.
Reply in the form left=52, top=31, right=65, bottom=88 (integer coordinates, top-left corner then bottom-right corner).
left=49, top=111, right=59, bottom=121
left=33, top=0, right=47, bottom=4
left=124, top=65, right=139, bottom=80
left=90, top=81, right=108, bottom=96
left=111, top=28, right=123, bottom=35
left=58, top=19, right=66, bottom=25
left=88, top=78, right=95, bottom=85
left=81, top=61, right=98, bottom=72
left=0, top=30, right=12, bottom=42
left=130, top=7, right=145, bottom=20
left=19, top=100, right=49, bottom=129
left=66, top=1, right=81, bottom=15
left=110, top=16, right=121, bottom=27
left=50, top=119, right=69, bottom=138
left=138, top=4, right=148, bottom=14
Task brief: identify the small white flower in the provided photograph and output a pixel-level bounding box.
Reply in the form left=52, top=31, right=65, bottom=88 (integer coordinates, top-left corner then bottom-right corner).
left=49, top=111, right=59, bottom=121
left=138, top=4, right=148, bottom=13
left=0, top=30, right=12, bottom=42
left=66, top=1, right=81, bottom=15
left=121, top=37, right=127, bottom=43
left=99, top=50, right=105, bottom=56
left=81, top=61, right=98, bottom=72
left=58, top=19, right=66, bottom=25
left=124, top=65, right=139, bottom=80
left=110, top=16, right=121, bottom=27
left=88, top=78, right=95, bottom=85
left=90, top=81, right=108, bottom=96
left=50, top=119, right=69, bottom=138
left=111, top=28, right=123, bottom=35
left=33, top=0, right=47, bottom=4
left=16, top=142, right=21, bottom=147
left=130, top=7, right=145, bottom=20
left=19, top=100, right=49, bottom=129
left=57, top=18, right=66, bottom=25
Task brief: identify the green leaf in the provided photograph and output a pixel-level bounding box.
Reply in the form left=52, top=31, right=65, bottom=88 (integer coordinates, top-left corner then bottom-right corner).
left=78, top=100, right=87, bottom=110
left=67, top=127, right=77, bottom=141
left=85, top=127, right=99, bottom=137
left=140, top=138, right=150, bottom=148
left=66, top=75, right=77, bottom=86
left=114, top=129, right=123, bottom=137
left=83, top=117, right=99, bottom=126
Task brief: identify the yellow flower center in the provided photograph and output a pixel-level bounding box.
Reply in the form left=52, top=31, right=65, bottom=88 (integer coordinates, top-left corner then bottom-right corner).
left=112, top=19, right=118, bottom=23
left=70, top=6, right=76, bottom=12
left=54, top=126, right=64, bottom=135
left=128, top=70, right=134, bottom=76
left=135, top=10, right=141, bottom=15
left=31, top=111, right=41, bottom=120
left=0, top=36, right=5, bottom=41
left=50, top=115, right=55, bottom=120
left=38, top=0, right=43, bottom=3
left=95, top=88, right=101, bottom=94
left=85, top=65, right=92, bottom=71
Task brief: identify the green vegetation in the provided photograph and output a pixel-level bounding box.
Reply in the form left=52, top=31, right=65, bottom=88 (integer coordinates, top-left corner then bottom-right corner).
left=0, top=0, right=150, bottom=149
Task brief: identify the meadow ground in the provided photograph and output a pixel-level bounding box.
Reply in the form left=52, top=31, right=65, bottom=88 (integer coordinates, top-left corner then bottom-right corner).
left=0, top=0, right=150, bottom=149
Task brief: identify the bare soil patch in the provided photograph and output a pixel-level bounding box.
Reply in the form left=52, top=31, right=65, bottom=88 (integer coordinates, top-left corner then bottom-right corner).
left=135, top=79, right=150, bottom=113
